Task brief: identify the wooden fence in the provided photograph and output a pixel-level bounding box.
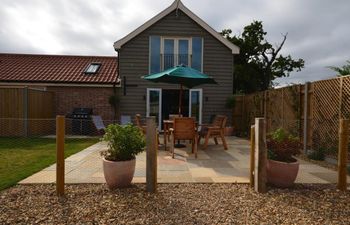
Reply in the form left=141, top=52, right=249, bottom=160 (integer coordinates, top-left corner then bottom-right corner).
left=233, top=75, right=350, bottom=159
left=0, top=87, right=55, bottom=136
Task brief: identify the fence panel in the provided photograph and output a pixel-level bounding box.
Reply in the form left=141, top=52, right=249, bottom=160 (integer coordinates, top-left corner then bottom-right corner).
left=312, top=78, right=341, bottom=158
left=0, top=87, right=55, bottom=137
left=0, top=88, right=25, bottom=136
left=234, top=75, right=350, bottom=161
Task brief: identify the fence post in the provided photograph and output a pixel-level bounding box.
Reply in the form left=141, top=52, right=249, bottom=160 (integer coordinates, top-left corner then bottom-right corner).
left=250, top=125, right=255, bottom=188
left=338, top=119, right=349, bottom=191
left=56, top=115, right=65, bottom=196
left=146, top=116, right=157, bottom=193
left=303, top=82, right=310, bottom=154
left=254, top=118, right=267, bottom=193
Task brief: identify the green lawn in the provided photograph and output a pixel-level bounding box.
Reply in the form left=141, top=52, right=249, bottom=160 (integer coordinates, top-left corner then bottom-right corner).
left=0, top=137, right=99, bottom=191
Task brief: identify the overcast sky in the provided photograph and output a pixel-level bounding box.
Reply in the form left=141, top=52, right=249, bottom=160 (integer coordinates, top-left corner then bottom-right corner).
left=0, top=0, right=349, bottom=85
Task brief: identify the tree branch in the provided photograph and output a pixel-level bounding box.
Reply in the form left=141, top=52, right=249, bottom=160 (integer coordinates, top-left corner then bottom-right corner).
left=267, top=33, right=288, bottom=67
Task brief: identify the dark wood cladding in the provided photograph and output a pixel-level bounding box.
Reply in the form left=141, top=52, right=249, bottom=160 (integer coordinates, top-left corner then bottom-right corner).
left=118, top=9, right=233, bottom=124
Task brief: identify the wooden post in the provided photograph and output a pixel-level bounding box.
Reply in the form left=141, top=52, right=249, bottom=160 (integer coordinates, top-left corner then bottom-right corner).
left=303, top=82, right=310, bottom=154
left=146, top=116, right=157, bottom=193
left=250, top=125, right=255, bottom=187
left=338, top=119, right=349, bottom=191
left=254, top=118, right=267, bottom=193
left=56, top=115, right=65, bottom=196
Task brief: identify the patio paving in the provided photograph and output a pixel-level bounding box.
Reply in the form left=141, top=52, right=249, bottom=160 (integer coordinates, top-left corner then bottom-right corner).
left=20, top=136, right=350, bottom=184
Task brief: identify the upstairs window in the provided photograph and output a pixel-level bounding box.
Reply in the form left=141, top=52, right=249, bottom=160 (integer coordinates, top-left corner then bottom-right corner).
left=162, top=37, right=191, bottom=70
left=85, top=63, right=101, bottom=74
left=149, top=36, right=203, bottom=73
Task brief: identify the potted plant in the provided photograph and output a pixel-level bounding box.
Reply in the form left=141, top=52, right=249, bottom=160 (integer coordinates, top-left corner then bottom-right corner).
left=101, top=124, right=145, bottom=189
left=266, top=128, right=301, bottom=188
left=225, top=95, right=236, bottom=136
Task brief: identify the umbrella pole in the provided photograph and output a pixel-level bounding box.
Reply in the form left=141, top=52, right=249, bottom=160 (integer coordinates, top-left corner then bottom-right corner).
left=178, top=84, right=183, bottom=116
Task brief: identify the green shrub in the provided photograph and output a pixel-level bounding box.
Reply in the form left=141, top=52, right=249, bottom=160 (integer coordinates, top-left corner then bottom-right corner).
left=225, top=95, right=236, bottom=109
left=101, top=124, right=145, bottom=161
left=307, top=148, right=326, bottom=161
left=267, top=128, right=301, bottom=163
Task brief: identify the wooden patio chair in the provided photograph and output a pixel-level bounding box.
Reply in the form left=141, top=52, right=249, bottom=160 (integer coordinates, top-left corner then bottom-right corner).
left=91, top=115, right=106, bottom=135
left=170, top=117, right=197, bottom=158
left=135, top=114, right=146, bottom=134
left=134, top=114, right=160, bottom=144
left=198, top=115, right=228, bottom=150
left=166, top=114, right=182, bottom=141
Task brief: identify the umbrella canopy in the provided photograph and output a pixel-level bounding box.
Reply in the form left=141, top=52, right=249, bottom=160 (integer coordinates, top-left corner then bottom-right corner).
left=141, top=65, right=217, bottom=88
left=142, top=65, right=217, bottom=115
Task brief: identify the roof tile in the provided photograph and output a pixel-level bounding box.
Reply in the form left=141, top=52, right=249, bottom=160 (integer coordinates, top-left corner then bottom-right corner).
left=0, top=53, right=119, bottom=85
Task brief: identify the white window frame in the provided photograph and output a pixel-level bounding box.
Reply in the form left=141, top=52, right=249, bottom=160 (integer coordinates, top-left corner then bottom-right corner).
left=189, top=88, right=203, bottom=125
left=160, top=37, right=192, bottom=70
left=146, top=88, right=162, bottom=130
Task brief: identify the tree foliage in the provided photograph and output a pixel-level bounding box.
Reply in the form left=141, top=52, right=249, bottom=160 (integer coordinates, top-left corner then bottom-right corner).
left=328, top=60, right=350, bottom=76
left=222, top=21, right=305, bottom=93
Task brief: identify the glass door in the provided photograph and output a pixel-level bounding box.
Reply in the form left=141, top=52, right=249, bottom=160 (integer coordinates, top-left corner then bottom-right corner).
left=147, top=88, right=162, bottom=130
left=189, top=89, right=202, bottom=124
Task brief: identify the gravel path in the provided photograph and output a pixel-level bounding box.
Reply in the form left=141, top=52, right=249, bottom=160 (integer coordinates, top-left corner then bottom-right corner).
left=0, top=184, right=349, bottom=224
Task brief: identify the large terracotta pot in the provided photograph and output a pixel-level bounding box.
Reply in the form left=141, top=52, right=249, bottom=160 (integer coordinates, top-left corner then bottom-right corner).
left=267, top=158, right=299, bottom=188
left=102, top=158, right=136, bottom=189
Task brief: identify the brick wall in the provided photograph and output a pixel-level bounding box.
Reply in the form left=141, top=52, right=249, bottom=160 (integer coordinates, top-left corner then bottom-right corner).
left=47, top=86, right=116, bottom=121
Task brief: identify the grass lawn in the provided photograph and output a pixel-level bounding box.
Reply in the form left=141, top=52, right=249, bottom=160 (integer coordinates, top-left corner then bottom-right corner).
left=0, top=137, right=99, bottom=191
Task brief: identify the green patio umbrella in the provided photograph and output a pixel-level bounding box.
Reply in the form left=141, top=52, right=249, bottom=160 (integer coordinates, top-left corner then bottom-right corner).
left=142, top=65, right=217, bottom=115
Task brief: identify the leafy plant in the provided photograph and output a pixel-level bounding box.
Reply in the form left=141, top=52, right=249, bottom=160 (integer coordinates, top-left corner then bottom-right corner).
left=101, top=124, right=145, bottom=161
left=307, top=148, right=326, bottom=161
left=267, top=128, right=301, bottom=163
left=225, top=95, right=236, bottom=109
left=327, top=60, right=350, bottom=76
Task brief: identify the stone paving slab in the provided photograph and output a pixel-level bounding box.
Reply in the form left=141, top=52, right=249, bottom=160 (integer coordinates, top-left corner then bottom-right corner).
left=20, top=136, right=350, bottom=184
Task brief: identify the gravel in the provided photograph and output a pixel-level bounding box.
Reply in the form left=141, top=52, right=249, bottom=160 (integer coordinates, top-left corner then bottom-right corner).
left=0, top=184, right=349, bottom=224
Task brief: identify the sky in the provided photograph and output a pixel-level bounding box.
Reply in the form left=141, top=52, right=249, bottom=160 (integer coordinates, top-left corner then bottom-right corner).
left=0, top=0, right=349, bottom=85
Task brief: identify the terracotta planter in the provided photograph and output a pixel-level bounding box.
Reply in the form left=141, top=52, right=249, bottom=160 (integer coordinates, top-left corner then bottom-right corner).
left=267, top=158, right=299, bottom=188
left=102, top=158, right=136, bottom=189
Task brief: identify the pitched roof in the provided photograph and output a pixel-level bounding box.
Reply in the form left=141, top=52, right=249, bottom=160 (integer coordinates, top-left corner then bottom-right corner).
left=0, top=53, right=119, bottom=85
left=113, top=0, right=239, bottom=54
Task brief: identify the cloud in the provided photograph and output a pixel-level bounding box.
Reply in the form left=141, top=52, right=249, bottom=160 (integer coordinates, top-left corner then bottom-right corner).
left=0, top=0, right=349, bottom=84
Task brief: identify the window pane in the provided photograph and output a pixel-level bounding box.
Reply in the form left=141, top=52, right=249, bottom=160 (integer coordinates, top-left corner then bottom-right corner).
left=86, top=64, right=100, bottom=73
left=192, top=37, right=202, bottom=71
left=150, top=36, right=161, bottom=73
left=178, top=39, right=189, bottom=66
left=164, top=39, right=174, bottom=69
left=149, top=90, right=160, bottom=124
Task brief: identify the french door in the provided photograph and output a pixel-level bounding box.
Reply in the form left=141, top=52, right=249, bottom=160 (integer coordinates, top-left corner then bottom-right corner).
left=146, top=88, right=202, bottom=130
left=146, top=88, right=162, bottom=130
left=162, top=37, right=191, bottom=70
left=189, top=89, right=203, bottom=125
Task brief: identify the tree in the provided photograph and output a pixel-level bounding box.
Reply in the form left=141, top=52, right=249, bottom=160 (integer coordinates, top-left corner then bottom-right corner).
left=221, top=21, right=305, bottom=93
left=327, top=60, right=350, bottom=76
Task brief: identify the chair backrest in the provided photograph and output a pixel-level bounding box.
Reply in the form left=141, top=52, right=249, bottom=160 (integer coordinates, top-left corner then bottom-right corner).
left=169, top=114, right=182, bottom=121
left=91, top=115, right=105, bottom=130
left=135, top=114, right=142, bottom=127
left=120, top=115, right=131, bottom=125
left=174, top=117, right=196, bottom=140
left=212, top=115, right=227, bottom=129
